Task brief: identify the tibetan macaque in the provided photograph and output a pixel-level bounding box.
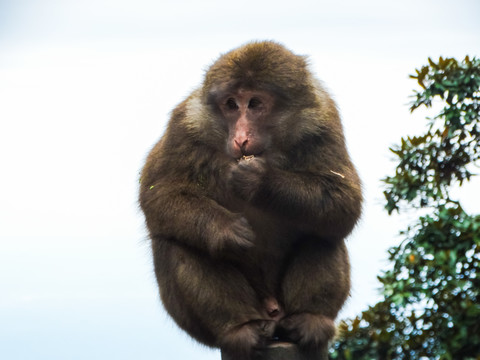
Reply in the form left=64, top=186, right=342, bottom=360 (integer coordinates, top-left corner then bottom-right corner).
left=139, top=41, right=362, bottom=359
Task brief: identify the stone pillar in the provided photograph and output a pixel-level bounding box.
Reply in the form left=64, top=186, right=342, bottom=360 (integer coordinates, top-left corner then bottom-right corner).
left=221, top=342, right=328, bottom=360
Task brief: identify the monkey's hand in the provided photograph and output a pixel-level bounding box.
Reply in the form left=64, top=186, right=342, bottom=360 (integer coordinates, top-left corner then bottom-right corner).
left=228, top=156, right=267, bottom=202
left=207, top=215, right=255, bottom=259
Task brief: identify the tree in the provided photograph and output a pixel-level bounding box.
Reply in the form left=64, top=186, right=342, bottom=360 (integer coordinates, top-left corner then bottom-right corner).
left=330, top=56, right=480, bottom=359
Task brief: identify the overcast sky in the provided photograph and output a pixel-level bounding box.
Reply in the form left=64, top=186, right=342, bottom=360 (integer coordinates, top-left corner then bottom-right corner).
left=1, top=1, right=479, bottom=359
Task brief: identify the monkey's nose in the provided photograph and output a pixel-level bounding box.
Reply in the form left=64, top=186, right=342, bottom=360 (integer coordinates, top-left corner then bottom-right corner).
left=234, top=138, right=249, bottom=154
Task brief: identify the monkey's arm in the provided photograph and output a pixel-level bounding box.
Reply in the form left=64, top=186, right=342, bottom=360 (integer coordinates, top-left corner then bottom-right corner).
left=265, top=167, right=361, bottom=239
left=139, top=144, right=255, bottom=258
left=229, top=156, right=362, bottom=241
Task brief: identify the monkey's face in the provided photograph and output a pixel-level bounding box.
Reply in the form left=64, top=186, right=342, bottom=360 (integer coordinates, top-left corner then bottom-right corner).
left=217, top=89, right=275, bottom=160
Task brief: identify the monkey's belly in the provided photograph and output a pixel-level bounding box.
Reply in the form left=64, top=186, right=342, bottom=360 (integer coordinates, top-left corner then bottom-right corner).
left=236, top=218, right=294, bottom=299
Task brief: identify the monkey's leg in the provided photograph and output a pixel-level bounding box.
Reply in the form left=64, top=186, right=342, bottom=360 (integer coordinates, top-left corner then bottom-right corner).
left=278, top=239, right=350, bottom=352
left=152, top=239, right=276, bottom=359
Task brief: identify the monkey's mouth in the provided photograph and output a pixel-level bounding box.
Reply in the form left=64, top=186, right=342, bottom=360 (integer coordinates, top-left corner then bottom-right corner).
left=237, top=155, right=255, bottom=162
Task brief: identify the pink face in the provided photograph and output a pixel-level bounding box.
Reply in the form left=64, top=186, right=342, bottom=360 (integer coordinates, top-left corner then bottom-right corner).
left=217, top=89, right=275, bottom=159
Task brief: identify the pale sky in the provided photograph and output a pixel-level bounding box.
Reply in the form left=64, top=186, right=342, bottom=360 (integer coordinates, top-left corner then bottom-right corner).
left=1, top=1, right=479, bottom=359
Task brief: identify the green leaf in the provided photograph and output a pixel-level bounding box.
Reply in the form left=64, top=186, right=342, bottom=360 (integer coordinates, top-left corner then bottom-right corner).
left=333, top=56, right=480, bottom=359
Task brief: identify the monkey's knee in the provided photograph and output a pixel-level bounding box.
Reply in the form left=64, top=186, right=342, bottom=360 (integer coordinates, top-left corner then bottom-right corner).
left=154, top=241, right=272, bottom=340
left=281, top=241, right=350, bottom=317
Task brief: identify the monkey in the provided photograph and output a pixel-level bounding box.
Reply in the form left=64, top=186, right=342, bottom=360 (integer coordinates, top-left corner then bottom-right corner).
left=139, top=41, right=362, bottom=360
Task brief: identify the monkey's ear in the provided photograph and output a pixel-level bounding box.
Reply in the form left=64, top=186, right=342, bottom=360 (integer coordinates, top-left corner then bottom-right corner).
left=203, top=85, right=224, bottom=105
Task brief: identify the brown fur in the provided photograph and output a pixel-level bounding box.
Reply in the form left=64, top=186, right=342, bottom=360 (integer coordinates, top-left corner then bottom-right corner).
left=139, top=41, right=362, bottom=360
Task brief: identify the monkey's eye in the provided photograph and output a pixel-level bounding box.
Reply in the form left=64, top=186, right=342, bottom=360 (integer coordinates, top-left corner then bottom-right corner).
left=248, top=98, right=262, bottom=109
left=226, top=98, right=238, bottom=110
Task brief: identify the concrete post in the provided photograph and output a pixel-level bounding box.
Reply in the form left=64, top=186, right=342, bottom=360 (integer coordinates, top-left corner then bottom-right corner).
left=221, top=342, right=328, bottom=360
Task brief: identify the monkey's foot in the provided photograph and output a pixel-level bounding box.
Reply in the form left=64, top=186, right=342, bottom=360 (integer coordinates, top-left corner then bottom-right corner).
left=220, top=319, right=276, bottom=358
left=277, top=313, right=335, bottom=349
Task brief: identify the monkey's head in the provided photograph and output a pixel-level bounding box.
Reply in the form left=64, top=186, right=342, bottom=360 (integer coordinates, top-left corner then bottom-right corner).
left=200, top=41, right=320, bottom=160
